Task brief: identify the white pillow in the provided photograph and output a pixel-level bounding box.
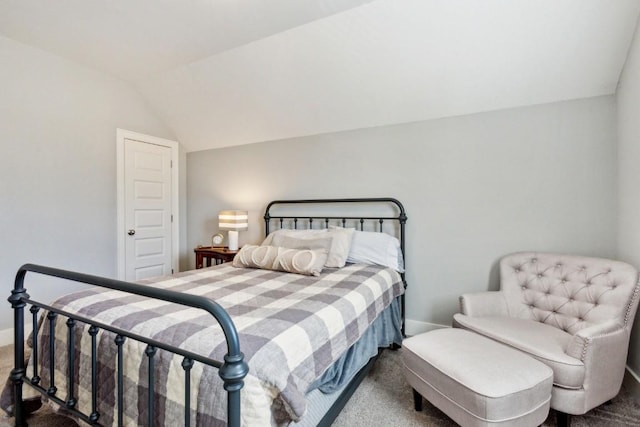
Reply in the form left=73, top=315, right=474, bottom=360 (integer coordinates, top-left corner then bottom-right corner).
left=261, top=228, right=354, bottom=268
left=346, top=230, right=404, bottom=272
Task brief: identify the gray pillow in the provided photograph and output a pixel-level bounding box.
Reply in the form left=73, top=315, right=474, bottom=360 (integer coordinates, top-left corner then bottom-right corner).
left=272, top=235, right=333, bottom=252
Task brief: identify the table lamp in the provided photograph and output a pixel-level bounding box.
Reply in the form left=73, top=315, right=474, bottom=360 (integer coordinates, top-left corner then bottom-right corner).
left=218, top=210, right=248, bottom=251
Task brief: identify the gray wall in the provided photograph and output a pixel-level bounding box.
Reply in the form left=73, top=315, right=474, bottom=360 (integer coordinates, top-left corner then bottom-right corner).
left=617, top=17, right=640, bottom=377
left=187, top=96, right=618, bottom=330
left=0, top=36, right=176, bottom=331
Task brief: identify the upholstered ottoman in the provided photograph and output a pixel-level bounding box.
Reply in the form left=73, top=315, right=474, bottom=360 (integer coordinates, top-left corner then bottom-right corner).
left=403, top=329, right=553, bottom=426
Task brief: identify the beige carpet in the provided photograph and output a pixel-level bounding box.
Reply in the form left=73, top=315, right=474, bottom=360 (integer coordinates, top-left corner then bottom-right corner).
left=1, top=344, right=639, bottom=426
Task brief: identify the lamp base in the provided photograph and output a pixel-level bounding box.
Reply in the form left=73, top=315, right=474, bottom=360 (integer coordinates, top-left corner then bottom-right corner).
left=228, top=230, right=239, bottom=251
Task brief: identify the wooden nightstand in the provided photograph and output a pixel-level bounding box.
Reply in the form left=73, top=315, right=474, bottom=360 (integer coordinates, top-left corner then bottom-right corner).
left=194, top=246, right=239, bottom=268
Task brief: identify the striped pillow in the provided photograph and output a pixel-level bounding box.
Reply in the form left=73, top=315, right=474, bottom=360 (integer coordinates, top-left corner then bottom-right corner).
left=233, top=245, right=328, bottom=276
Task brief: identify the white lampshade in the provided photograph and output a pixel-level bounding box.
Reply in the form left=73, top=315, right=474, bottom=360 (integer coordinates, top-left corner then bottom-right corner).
left=219, top=210, right=248, bottom=251
left=218, top=210, right=248, bottom=231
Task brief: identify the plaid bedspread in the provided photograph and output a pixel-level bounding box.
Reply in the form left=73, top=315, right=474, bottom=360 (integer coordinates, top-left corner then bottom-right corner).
left=21, top=263, right=403, bottom=426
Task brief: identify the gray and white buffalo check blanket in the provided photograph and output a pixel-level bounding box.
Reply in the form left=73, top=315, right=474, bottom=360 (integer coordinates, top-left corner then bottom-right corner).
left=16, top=263, right=404, bottom=426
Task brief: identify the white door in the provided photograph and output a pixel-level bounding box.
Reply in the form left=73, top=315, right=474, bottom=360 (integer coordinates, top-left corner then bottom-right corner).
left=124, top=139, right=173, bottom=280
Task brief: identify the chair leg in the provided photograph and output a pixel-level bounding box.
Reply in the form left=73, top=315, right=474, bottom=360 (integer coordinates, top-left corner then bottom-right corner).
left=412, top=388, right=423, bottom=412
left=556, top=411, right=571, bottom=427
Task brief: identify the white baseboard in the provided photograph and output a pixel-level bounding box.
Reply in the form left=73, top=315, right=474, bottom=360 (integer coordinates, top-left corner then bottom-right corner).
left=0, top=323, right=33, bottom=347
left=405, top=319, right=449, bottom=336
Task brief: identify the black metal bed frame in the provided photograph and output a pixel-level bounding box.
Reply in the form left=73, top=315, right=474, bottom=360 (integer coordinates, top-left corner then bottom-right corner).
left=9, top=265, right=249, bottom=427
left=9, top=198, right=407, bottom=427
left=264, top=197, right=408, bottom=335
left=264, top=198, right=408, bottom=427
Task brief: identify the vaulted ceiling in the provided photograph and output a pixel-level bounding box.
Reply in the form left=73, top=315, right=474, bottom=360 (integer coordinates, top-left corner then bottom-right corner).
left=1, top=0, right=639, bottom=152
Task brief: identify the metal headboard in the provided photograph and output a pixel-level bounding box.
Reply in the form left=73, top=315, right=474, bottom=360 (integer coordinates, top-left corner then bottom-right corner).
left=264, top=197, right=408, bottom=334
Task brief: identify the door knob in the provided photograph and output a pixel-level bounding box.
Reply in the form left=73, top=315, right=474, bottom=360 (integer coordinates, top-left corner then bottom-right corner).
left=127, top=229, right=136, bottom=236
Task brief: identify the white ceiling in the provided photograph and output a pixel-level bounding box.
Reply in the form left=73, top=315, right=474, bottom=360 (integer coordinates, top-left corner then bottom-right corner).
left=1, top=0, right=639, bottom=152
left=0, top=0, right=374, bottom=81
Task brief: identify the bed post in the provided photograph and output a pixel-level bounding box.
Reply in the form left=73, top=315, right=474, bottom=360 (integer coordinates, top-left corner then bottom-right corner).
left=210, top=293, right=249, bottom=427
left=9, top=268, right=29, bottom=427
left=264, top=208, right=271, bottom=236
left=398, top=207, right=408, bottom=337
left=219, top=353, right=249, bottom=427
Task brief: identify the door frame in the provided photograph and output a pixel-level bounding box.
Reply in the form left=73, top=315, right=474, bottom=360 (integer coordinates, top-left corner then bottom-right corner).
left=116, top=128, right=180, bottom=280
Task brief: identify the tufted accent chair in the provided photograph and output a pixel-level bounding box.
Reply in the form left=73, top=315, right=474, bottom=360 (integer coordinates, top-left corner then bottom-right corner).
left=453, top=252, right=640, bottom=422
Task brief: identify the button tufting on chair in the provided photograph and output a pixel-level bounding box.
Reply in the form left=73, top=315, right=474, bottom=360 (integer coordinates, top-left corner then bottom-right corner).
left=453, top=252, right=640, bottom=422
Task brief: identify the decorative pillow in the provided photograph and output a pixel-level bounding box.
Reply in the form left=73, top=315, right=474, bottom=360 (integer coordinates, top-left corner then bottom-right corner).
left=324, top=227, right=355, bottom=268
left=330, top=227, right=404, bottom=272
left=273, top=235, right=333, bottom=252
left=261, top=229, right=328, bottom=246
left=233, top=244, right=328, bottom=276
left=261, top=228, right=354, bottom=268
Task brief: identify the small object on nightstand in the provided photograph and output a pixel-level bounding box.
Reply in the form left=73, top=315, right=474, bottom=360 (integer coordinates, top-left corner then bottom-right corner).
left=194, top=246, right=239, bottom=269
left=211, top=233, right=224, bottom=247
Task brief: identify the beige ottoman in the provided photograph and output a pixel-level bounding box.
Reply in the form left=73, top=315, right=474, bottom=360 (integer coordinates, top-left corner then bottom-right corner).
left=403, top=329, right=553, bottom=426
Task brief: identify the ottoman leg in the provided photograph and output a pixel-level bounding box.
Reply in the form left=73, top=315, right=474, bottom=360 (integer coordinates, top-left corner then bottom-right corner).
left=556, top=411, right=571, bottom=427
left=412, top=388, right=423, bottom=412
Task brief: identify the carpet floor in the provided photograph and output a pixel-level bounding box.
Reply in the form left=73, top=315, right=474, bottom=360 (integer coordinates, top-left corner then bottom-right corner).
left=1, top=344, right=639, bottom=426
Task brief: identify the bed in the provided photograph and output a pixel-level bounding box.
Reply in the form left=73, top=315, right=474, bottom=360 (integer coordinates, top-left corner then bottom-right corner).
left=6, top=198, right=408, bottom=426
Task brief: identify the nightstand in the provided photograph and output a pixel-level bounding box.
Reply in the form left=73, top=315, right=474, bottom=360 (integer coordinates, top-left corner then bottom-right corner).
left=194, top=246, right=239, bottom=268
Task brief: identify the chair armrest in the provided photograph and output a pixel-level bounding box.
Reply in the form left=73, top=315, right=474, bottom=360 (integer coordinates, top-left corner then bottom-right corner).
left=565, top=320, right=629, bottom=408
left=458, top=292, right=508, bottom=317
left=565, top=320, right=627, bottom=361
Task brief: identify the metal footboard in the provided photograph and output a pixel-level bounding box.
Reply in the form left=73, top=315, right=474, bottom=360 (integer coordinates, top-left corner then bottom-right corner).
left=9, top=264, right=248, bottom=427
